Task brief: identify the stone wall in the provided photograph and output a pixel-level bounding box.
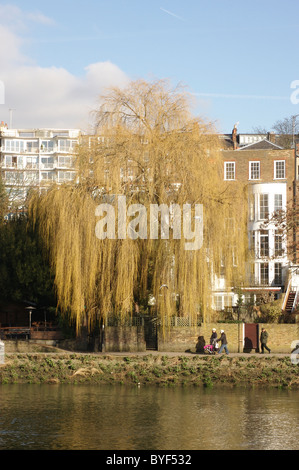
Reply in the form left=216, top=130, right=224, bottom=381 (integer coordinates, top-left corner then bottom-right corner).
left=158, top=323, right=242, bottom=353
left=4, top=340, right=60, bottom=352
left=2, top=323, right=299, bottom=353
left=158, top=323, right=299, bottom=354
left=258, top=323, right=299, bottom=353
left=103, top=326, right=146, bottom=352
left=31, top=330, right=63, bottom=340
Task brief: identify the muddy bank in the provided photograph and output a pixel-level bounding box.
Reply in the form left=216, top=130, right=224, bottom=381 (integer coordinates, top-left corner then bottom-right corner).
left=0, top=353, right=299, bottom=388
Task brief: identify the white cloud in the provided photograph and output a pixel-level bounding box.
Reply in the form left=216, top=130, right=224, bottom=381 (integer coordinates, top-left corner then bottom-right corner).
left=3, top=61, right=129, bottom=130
left=0, top=25, right=28, bottom=66
left=0, top=4, right=55, bottom=29
left=26, top=11, right=56, bottom=26
left=0, top=6, right=130, bottom=131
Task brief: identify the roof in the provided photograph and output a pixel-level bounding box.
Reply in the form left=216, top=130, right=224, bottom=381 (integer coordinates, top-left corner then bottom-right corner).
left=217, top=134, right=235, bottom=149
left=237, top=138, right=283, bottom=150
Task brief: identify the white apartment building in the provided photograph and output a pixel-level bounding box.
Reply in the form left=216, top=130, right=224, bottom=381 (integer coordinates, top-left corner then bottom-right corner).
left=0, top=124, right=82, bottom=207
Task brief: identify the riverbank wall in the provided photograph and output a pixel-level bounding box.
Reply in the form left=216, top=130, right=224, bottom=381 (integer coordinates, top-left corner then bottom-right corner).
left=1, top=352, right=299, bottom=389
left=104, top=323, right=299, bottom=354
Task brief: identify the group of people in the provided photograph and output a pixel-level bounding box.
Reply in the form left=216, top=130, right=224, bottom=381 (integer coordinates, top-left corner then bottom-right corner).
left=209, top=327, right=271, bottom=355
left=210, top=328, right=229, bottom=355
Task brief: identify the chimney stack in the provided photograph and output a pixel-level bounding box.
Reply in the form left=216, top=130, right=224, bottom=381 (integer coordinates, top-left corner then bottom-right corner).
left=267, top=132, right=275, bottom=143
left=232, top=123, right=238, bottom=150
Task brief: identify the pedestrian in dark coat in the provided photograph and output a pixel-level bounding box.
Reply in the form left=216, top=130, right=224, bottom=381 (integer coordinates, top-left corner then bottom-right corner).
left=217, top=329, right=229, bottom=355
left=260, top=328, right=271, bottom=353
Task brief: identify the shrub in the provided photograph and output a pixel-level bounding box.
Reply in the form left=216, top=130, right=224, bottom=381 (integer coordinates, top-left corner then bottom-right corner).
left=259, top=298, right=283, bottom=323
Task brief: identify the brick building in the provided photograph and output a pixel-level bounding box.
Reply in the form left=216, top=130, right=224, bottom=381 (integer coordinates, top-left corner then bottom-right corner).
left=215, top=128, right=299, bottom=314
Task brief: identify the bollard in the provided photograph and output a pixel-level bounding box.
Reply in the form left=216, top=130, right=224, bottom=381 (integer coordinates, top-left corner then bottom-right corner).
left=0, top=340, right=5, bottom=364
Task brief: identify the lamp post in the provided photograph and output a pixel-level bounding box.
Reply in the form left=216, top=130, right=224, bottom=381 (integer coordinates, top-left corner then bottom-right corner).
left=25, top=306, right=36, bottom=329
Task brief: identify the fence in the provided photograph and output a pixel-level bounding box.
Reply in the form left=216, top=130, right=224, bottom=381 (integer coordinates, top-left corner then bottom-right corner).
left=106, top=315, right=202, bottom=327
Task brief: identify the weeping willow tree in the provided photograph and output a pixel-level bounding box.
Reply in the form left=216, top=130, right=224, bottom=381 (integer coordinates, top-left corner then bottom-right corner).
left=29, top=79, right=248, bottom=334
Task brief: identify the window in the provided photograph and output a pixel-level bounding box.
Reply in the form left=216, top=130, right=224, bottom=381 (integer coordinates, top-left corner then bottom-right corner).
left=7, top=187, right=26, bottom=200
left=249, top=161, right=260, bottom=180
left=41, top=157, right=54, bottom=168
left=26, top=157, right=38, bottom=169
left=214, top=295, right=223, bottom=311
left=58, top=140, right=70, bottom=152
left=5, top=172, right=24, bottom=183
left=274, top=263, right=282, bottom=285
left=25, top=171, right=38, bottom=184
left=274, top=194, right=283, bottom=213
left=249, top=231, right=256, bottom=253
left=259, top=194, right=269, bottom=220
left=58, top=139, right=77, bottom=152
left=4, top=171, right=15, bottom=183
left=214, top=295, right=232, bottom=311
left=224, top=162, right=235, bottom=180
left=58, top=171, right=76, bottom=182
left=5, top=155, right=17, bottom=167
left=41, top=140, right=54, bottom=152
left=26, top=141, right=39, bottom=153
left=260, top=263, right=269, bottom=285
left=58, top=156, right=74, bottom=168
left=4, top=140, right=25, bottom=152
left=274, top=161, right=285, bottom=179
left=275, top=231, right=284, bottom=257
left=260, top=230, right=269, bottom=257
left=224, top=296, right=232, bottom=308
left=41, top=172, right=54, bottom=181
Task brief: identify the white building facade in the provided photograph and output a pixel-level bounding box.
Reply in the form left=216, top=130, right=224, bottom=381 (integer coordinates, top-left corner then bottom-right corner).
left=0, top=125, right=81, bottom=207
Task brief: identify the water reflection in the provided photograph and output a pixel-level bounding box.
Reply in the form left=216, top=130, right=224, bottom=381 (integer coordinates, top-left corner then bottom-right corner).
left=0, top=385, right=299, bottom=450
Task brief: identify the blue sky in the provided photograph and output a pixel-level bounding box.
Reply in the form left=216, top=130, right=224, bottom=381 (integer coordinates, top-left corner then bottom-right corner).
left=1, top=0, right=299, bottom=133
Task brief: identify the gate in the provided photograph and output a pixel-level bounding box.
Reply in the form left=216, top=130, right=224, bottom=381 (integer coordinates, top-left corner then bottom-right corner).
left=244, top=323, right=259, bottom=352
left=144, top=317, right=158, bottom=350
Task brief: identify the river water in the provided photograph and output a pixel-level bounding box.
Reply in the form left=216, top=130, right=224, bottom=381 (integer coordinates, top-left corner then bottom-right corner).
left=0, top=384, right=299, bottom=450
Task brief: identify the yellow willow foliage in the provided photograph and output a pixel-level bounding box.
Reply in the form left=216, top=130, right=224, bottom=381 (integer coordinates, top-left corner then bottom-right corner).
left=28, top=79, right=248, bottom=333
left=29, top=186, right=140, bottom=333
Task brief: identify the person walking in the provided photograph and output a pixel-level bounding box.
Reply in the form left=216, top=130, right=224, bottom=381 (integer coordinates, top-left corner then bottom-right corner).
left=260, top=327, right=271, bottom=354
left=217, top=329, right=229, bottom=355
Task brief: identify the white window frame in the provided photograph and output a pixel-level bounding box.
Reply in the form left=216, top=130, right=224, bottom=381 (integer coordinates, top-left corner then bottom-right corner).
left=274, top=231, right=284, bottom=257
left=274, top=263, right=282, bottom=285
left=58, top=155, right=74, bottom=168
left=41, top=171, right=55, bottom=181
left=259, top=230, right=269, bottom=258
left=224, top=161, right=235, bottom=180
left=58, top=171, right=76, bottom=182
left=274, top=160, right=285, bottom=179
left=260, top=262, right=269, bottom=285
left=214, top=295, right=223, bottom=311
left=259, top=193, right=269, bottom=220
left=274, top=194, right=283, bottom=212
left=249, top=161, right=260, bottom=180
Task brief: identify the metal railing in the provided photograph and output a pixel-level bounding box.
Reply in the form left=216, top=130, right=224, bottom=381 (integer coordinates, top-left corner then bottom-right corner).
left=106, top=315, right=201, bottom=327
